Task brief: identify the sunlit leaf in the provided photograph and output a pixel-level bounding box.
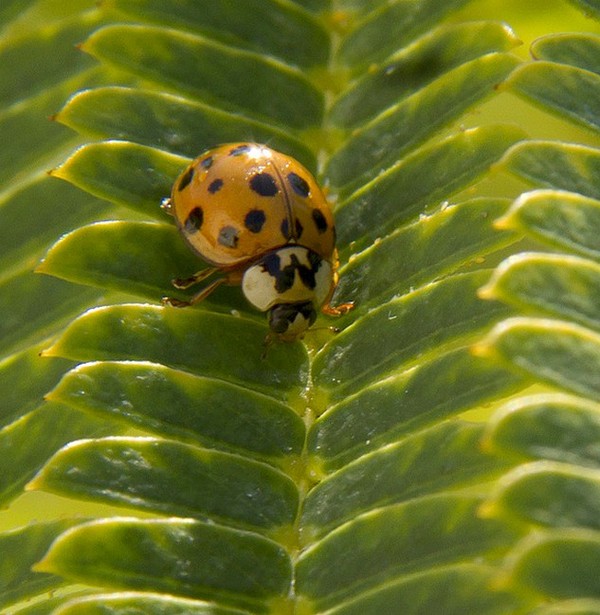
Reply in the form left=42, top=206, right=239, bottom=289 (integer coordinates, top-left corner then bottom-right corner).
left=484, top=460, right=600, bottom=529
left=109, top=0, right=329, bottom=69
left=531, top=32, right=600, bottom=74
left=57, top=86, right=316, bottom=167
left=81, top=24, right=323, bottom=128
left=0, top=520, right=78, bottom=610
left=506, top=530, right=600, bottom=599
left=54, top=592, right=248, bottom=615
left=329, top=21, right=520, bottom=129
left=316, top=270, right=511, bottom=398
left=484, top=393, right=600, bottom=467
left=30, top=437, right=298, bottom=531
left=37, top=518, right=292, bottom=611
left=336, top=0, right=472, bottom=71
left=502, top=141, right=600, bottom=199
left=296, top=494, right=518, bottom=611
left=327, top=53, right=520, bottom=190
left=308, top=348, right=522, bottom=470
left=51, top=141, right=186, bottom=218
left=5, top=2, right=600, bottom=613
left=44, top=304, right=307, bottom=399
left=475, top=317, right=600, bottom=397
left=336, top=125, right=526, bottom=249
left=0, top=402, right=112, bottom=507
left=480, top=253, right=600, bottom=330
left=310, top=564, right=525, bottom=615
left=507, top=61, right=600, bottom=132
left=497, top=190, right=600, bottom=258
left=48, top=361, right=304, bottom=459
left=302, top=420, right=511, bottom=540
left=335, top=197, right=517, bottom=310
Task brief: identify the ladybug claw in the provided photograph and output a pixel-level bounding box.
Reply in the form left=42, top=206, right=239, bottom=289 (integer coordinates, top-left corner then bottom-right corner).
left=161, top=296, right=191, bottom=308
left=322, top=301, right=355, bottom=316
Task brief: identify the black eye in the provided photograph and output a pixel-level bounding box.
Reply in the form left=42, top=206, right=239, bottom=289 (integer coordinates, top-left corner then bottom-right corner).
left=269, top=306, right=291, bottom=334
left=268, top=302, right=315, bottom=335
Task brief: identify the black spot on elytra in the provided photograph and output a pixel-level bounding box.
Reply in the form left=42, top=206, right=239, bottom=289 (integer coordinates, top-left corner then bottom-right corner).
left=199, top=155, right=214, bottom=169
left=178, top=166, right=195, bottom=192
left=280, top=217, right=303, bottom=240
left=184, top=207, right=203, bottom=233
left=288, top=172, right=310, bottom=198
left=218, top=225, right=239, bottom=248
left=312, top=208, right=328, bottom=233
left=208, top=178, right=223, bottom=194
left=245, top=209, right=266, bottom=233
left=229, top=144, right=251, bottom=156
left=250, top=172, right=278, bottom=197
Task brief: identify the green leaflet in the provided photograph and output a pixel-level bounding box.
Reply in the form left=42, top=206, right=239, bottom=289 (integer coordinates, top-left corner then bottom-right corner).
left=558, top=0, right=600, bottom=21
left=54, top=593, right=248, bottom=615
left=0, top=520, right=78, bottom=609
left=38, top=221, right=204, bottom=304
left=56, top=86, right=316, bottom=168
left=305, top=564, right=521, bottom=615
left=498, top=190, right=600, bottom=258
left=43, top=305, right=307, bottom=399
left=506, top=530, right=600, bottom=599
left=51, top=141, right=187, bottom=218
left=308, top=348, right=522, bottom=471
left=0, top=346, right=74, bottom=430
left=295, top=493, right=518, bottom=611
left=335, top=124, right=527, bottom=250
left=327, top=53, right=521, bottom=191
left=336, top=0, right=472, bottom=71
left=0, top=402, right=113, bottom=507
left=485, top=460, right=600, bottom=529
left=109, top=0, right=329, bottom=69
left=36, top=518, right=292, bottom=611
left=30, top=437, right=298, bottom=532
left=502, top=141, right=600, bottom=200
left=476, top=317, right=600, bottom=398
left=0, top=177, right=110, bottom=278
left=0, top=273, right=101, bottom=356
left=507, top=61, right=600, bottom=132
left=484, top=393, right=600, bottom=467
left=529, top=599, right=600, bottom=615
left=5, top=2, right=600, bottom=614
left=329, top=21, right=520, bottom=129
left=47, top=361, right=304, bottom=459
left=480, top=252, right=600, bottom=331
left=0, top=14, right=98, bottom=107
left=81, top=24, right=323, bottom=129
left=530, top=32, right=600, bottom=74
left=302, top=421, right=511, bottom=540
left=314, top=270, right=512, bottom=398
left=335, top=197, right=517, bottom=310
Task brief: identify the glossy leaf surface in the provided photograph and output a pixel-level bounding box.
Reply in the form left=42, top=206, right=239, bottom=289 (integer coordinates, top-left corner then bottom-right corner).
left=4, top=3, right=600, bottom=614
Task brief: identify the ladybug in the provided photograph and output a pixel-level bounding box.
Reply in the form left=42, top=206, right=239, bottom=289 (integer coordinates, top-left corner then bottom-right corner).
left=161, top=143, right=353, bottom=343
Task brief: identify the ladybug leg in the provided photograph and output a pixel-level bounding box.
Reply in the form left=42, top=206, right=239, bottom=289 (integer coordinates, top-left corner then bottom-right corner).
left=322, top=256, right=355, bottom=316
left=322, top=301, right=354, bottom=316
left=162, top=277, right=225, bottom=308
left=171, top=267, right=218, bottom=290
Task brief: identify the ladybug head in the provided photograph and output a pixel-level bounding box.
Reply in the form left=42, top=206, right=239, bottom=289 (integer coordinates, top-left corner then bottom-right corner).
left=268, top=301, right=317, bottom=342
